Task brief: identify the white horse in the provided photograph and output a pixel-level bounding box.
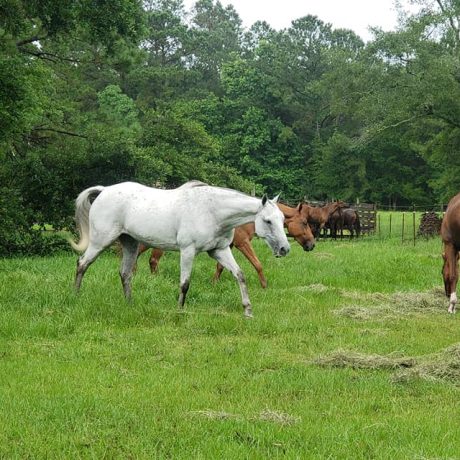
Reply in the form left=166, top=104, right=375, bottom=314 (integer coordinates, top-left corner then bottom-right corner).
left=69, top=181, right=290, bottom=317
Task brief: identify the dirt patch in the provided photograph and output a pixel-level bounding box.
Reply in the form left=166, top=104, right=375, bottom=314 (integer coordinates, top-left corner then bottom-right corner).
left=314, top=343, right=460, bottom=386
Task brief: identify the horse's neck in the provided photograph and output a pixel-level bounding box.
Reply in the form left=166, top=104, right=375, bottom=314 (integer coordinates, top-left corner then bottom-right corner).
left=277, top=203, right=297, bottom=222
left=213, top=191, right=261, bottom=229
left=323, top=202, right=338, bottom=217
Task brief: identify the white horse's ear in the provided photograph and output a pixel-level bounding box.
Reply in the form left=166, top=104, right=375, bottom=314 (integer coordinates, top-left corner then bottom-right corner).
left=272, top=194, right=280, bottom=203
left=261, top=194, right=268, bottom=206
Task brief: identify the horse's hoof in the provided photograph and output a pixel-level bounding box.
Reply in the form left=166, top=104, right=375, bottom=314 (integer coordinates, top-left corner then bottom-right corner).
left=244, top=308, right=253, bottom=318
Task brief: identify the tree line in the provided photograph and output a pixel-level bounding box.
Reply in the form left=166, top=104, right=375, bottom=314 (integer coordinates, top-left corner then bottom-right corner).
left=1, top=0, right=459, bottom=255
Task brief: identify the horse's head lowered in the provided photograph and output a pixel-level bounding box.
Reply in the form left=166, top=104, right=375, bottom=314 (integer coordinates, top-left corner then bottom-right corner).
left=286, top=203, right=315, bottom=251
left=255, top=195, right=290, bottom=257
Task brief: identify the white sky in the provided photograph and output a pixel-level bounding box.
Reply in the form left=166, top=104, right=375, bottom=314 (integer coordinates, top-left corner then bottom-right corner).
left=183, top=0, right=417, bottom=42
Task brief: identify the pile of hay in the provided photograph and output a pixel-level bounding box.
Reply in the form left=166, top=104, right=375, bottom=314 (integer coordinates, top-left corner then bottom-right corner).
left=314, top=350, right=415, bottom=370
left=314, top=343, right=460, bottom=386
left=335, top=288, right=446, bottom=320
left=393, top=343, right=460, bottom=385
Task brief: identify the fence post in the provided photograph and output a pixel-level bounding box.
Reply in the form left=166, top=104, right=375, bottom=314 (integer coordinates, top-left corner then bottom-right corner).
left=413, top=204, right=416, bottom=246
left=402, top=212, right=405, bottom=243
left=389, top=213, right=392, bottom=237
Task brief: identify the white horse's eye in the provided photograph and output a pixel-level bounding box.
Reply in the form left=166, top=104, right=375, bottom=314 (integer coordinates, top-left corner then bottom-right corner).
left=265, top=219, right=272, bottom=225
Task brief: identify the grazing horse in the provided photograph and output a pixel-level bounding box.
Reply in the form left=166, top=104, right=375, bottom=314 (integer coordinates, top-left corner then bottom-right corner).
left=140, top=202, right=315, bottom=288
left=441, top=192, right=460, bottom=313
left=302, top=201, right=346, bottom=237
left=69, top=181, right=290, bottom=317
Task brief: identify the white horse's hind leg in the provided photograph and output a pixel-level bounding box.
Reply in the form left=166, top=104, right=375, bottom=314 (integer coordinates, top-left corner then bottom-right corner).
left=178, top=246, right=196, bottom=307
left=119, top=234, right=140, bottom=300
left=208, top=247, right=253, bottom=318
left=75, top=244, right=105, bottom=291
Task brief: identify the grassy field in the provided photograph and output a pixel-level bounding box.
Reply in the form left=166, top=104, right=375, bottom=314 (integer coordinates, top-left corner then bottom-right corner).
left=0, top=235, right=459, bottom=458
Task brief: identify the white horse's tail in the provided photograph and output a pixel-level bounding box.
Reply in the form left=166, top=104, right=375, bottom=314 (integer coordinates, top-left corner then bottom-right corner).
left=68, top=186, right=105, bottom=252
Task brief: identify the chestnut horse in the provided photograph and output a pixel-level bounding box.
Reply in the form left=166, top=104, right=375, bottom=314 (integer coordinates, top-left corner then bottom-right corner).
left=441, top=192, right=460, bottom=313
left=302, top=201, right=346, bottom=237
left=139, top=202, right=315, bottom=288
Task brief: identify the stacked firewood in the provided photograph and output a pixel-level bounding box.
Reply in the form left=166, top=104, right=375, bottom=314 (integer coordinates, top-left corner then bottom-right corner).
left=418, top=211, right=442, bottom=237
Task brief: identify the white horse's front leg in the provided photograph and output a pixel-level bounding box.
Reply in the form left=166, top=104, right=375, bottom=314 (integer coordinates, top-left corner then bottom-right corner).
left=208, top=246, right=253, bottom=318
left=178, top=246, right=196, bottom=308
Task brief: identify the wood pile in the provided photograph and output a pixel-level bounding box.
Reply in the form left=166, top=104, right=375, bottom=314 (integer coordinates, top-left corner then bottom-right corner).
left=418, top=211, right=442, bottom=237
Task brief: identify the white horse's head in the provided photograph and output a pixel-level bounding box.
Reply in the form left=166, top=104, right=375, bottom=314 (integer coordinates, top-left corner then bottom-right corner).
left=255, top=194, right=290, bottom=257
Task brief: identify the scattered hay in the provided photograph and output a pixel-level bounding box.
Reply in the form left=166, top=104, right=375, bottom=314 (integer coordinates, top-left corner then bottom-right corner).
left=314, top=350, right=416, bottom=370
left=303, top=283, right=329, bottom=293
left=334, top=305, right=395, bottom=321
left=257, top=409, right=300, bottom=425
left=189, top=410, right=240, bottom=421
left=393, top=343, right=460, bottom=385
left=188, top=408, right=301, bottom=425
left=314, top=344, right=460, bottom=386
left=313, top=252, right=334, bottom=260
left=335, top=288, right=446, bottom=320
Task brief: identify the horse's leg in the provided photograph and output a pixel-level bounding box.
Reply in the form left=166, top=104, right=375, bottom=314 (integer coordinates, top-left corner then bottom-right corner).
left=178, top=246, right=196, bottom=308
left=212, top=243, right=234, bottom=284
left=208, top=247, right=252, bottom=318
left=445, top=244, right=458, bottom=313
left=119, top=234, right=140, bottom=300
left=237, top=241, right=267, bottom=289
left=75, top=244, right=106, bottom=292
left=212, top=262, right=225, bottom=284
left=149, top=248, right=164, bottom=274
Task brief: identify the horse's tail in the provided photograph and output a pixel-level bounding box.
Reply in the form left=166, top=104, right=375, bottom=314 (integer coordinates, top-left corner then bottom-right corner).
left=68, top=186, right=105, bottom=252
left=355, top=211, right=361, bottom=236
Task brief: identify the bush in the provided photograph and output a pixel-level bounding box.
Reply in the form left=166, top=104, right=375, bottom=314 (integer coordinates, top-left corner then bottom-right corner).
left=0, top=186, right=71, bottom=257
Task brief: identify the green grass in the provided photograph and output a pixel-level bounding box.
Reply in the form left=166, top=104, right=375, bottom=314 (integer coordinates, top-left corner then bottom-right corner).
left=0, top=236, right=459, bottom=458
left=374, top=210, right=440, bottom=241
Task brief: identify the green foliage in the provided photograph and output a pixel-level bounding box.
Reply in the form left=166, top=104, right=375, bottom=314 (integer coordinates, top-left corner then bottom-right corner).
left=3, top=0, right=460, bottom=254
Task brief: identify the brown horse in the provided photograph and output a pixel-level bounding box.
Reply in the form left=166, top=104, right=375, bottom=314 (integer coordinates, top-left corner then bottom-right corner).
left=327, top=207, right=361, bottom=238
left=302, top=201, right=346, bottom=237
left=138, top=202, right=315, bottom=288
left=441, top=192, right=460, bottom=313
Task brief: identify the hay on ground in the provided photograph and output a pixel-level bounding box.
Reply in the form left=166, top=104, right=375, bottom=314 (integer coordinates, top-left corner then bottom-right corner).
left=393, top=343, right=460, bottom=385
left=257, top=409, right=300, bottom=425
left=315, top=344, right=460, bottom=386
left=314, top=350, right=416, bottom=370
left=190, top=410, right=239, bottom=420
left=335, top=288, right=446, bottom=320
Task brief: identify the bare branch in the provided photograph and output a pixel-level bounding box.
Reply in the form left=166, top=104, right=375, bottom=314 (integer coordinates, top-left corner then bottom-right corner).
left=32, top=127, right=87, bottom=139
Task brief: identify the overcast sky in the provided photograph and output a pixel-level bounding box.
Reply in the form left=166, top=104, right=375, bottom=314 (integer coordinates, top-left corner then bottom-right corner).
left=183, top=0, right=417, bottom=42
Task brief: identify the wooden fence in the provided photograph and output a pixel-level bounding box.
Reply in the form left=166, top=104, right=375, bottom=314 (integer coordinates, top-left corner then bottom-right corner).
left=353, top=203, right=377, bottom=234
